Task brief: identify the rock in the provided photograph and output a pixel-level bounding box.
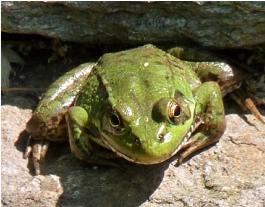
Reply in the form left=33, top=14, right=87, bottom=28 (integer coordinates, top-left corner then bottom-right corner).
left=1, top=105, right=265, bottom=207
left=1, top=106, right=63, bottom=207
left=2, top=2, right=265, bottom=48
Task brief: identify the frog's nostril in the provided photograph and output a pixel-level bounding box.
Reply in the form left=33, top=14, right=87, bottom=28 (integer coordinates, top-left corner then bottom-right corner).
left=134, top=137, right=141, bottom=147
left=157, top=132, right=172, bottom=143
left=158, top=133, right=165, bottom=142
left=157, top=124, right=166, bottom=142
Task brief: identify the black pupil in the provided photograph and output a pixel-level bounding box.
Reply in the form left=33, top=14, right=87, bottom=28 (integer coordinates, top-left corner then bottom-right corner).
left=110, top=112, right=120, bottom=126
left=173, top=105, right=181, bottom=117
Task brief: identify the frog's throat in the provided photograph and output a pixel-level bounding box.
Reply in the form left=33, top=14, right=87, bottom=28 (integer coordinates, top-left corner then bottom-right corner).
left=100, top=117, right=204, bottom=164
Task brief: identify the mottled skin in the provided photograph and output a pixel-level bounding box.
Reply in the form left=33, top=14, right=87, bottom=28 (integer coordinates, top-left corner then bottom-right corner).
left=27, top=63, right=94, bottom=141
left=26, top=44, right=234, bottom=174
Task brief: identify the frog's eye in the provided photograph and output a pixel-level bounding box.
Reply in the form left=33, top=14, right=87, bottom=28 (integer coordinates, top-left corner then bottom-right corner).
left=109, top=111, right=122, bottom=128
left=108, top=111, right=125, bottom=134
left=153, top=98, right=190, bottom=124
left=168, top=101, right=181, bottom=123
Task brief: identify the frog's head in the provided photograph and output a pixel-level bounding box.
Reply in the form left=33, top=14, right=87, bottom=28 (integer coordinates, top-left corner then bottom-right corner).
left=97, top=45, right=197, bottom=164
left=100, top=95, right=196, bottom=164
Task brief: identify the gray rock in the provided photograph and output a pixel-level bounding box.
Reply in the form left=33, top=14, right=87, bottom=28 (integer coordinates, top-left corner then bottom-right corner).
left=1, top=106, right=62, bottom=207
left=1, top=105, right=265, bottom=207
left=2, top=2, right=265, bottom=48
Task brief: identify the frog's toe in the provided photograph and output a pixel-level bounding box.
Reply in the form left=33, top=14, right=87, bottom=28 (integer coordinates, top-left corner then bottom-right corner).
left=32, top=142, right=42, bottom=175
left=173, top=156, right=183, bottom=166
left=32, top=140, right=50, bottom=175
left=23, top=135, right=33, bottom=159
left=40, top=140, right=50, bottom=160
left=24, top=136, right=50, bottom=175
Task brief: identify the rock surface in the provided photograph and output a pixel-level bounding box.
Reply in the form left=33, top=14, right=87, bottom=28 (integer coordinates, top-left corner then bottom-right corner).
left=1, top=105, right=265, bottom=207
left=2, top=2, right=265, bottom=48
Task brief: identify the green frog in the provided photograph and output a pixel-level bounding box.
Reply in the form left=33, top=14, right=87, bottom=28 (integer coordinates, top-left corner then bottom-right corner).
left=26, top=44, right=243, bottom=175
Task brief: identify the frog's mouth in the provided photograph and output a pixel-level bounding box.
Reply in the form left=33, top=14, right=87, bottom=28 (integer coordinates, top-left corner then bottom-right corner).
left=100, top=117, right=204, bottom=164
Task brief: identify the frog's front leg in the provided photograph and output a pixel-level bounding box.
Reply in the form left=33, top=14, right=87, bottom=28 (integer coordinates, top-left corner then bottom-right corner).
left=66, top=106, right=119, bottom=166
left=177, top=81, right=226, bottom=164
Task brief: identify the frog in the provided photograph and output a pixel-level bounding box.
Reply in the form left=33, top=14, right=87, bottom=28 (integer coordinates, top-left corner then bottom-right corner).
left=25, top=44, right=245, bottom=175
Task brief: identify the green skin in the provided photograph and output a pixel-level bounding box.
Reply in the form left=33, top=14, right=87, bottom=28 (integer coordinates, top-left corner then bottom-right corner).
left=27, top=44, right=231, bottom=168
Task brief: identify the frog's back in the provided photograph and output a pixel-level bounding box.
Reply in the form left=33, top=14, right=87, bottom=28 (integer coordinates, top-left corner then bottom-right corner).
left=95, top=44, right=200, bottom=112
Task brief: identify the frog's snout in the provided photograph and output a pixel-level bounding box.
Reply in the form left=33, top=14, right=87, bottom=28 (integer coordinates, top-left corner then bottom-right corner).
left=131, top=122, right=168, bottom=146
